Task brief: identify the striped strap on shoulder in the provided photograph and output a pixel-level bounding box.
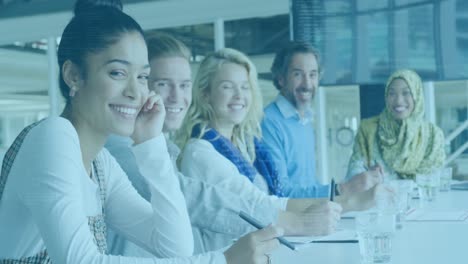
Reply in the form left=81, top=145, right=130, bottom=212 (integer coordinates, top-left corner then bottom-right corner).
left=0, top=121, right=43, bottom=200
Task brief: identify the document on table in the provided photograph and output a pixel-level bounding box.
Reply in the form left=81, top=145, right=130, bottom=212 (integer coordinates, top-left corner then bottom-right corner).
left=284, top=229, right=358, bottom=249
left=451, top=181, right=468, bottom=190
left=406, top=209, right=468, bottom=221
left=341, top=211, right=359, bottom=219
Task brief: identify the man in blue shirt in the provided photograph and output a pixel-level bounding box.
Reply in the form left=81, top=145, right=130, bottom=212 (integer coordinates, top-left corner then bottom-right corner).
left=261, top=41, right=329, bottom=198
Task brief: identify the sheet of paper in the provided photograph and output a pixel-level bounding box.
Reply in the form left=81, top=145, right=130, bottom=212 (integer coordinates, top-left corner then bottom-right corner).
left=451, top=182, right=468, bottom=190
left=284, top=229, right=357, bottom=244
left=341, top=211, right=359, bottom=219
left=406, top=209, right=468, bottom=221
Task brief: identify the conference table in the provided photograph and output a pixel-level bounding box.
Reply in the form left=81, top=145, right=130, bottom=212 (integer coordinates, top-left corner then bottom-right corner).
left=272, top=190, right=468, bottom=263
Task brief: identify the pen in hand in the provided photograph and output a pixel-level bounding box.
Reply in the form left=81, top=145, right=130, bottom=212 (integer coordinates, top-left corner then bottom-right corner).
left=365, top=159, right=384, bottom=183
left=239, top=211, right=297, bottom=251
left=372, top=159, right=385, bottom=182
left=330, top=179, right=336, bottom=202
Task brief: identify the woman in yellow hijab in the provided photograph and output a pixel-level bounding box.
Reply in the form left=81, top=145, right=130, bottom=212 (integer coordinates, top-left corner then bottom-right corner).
left=339, top=69, right=445, bottom=195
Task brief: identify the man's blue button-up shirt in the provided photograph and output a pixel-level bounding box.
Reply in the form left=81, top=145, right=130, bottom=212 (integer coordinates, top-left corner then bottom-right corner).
left=261, top=95, right=329, bottom=198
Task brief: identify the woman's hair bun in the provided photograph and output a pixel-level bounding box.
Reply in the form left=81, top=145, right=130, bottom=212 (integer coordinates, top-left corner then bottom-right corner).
left=74, top=0, right=123, bottom=15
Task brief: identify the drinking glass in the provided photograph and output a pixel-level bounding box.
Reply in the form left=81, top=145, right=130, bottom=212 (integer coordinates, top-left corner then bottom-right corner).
left=356, top=212, right=396, bottom=264
left=439, top=167, right=453, bottom=192
left=416, top=172, right=440, bottom=207
left=388, top=180, right=413, bottom=229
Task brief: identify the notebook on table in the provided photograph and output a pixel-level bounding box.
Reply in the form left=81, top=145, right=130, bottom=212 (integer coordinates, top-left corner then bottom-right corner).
left=451, top=182, right=468, bottom=191
left=284, top=229, right=358, bottom=249
left=406, top=209, right=468, bottom=221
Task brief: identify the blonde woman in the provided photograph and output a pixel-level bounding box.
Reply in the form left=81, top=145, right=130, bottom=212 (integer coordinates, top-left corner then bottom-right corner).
left=342, top=69, right=446, bottom=195
left=178, top=48, right=388, bottom=253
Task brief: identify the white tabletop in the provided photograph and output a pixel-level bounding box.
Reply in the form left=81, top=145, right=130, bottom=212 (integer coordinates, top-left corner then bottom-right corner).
left=272, top=190, right=468, bottom=263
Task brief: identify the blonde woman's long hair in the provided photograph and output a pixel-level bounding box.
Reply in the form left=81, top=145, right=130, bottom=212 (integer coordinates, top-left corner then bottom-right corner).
left=177, top=48, right=263, bottom=162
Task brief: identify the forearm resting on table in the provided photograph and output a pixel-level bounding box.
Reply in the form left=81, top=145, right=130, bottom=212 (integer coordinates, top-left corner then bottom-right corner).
left=276, top=210, right=301, bottom=235
left=277, top=207, right=339, bottom=236
left=286, top=198, right=326, bottom=212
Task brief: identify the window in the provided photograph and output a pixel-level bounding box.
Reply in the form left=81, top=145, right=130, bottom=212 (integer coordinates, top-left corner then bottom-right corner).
left=225, top=15, right=289, bottom=56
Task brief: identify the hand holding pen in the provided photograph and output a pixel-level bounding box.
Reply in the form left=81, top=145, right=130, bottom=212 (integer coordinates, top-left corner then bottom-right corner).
left=367, top=159, right=385, bottom=183
left=224, top=223, right=284, bottom=264
left=339, top=160, right=384, bottom=195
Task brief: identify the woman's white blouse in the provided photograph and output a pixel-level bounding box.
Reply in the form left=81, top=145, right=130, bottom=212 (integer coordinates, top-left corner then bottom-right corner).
left=180, top=138, right=288, bottom=252
left=0, top=117, right=225, bottom=264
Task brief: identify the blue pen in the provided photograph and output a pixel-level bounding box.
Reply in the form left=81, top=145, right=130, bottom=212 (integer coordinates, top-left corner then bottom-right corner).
left=238, top=211, right=297, bottom=251
left=330, top=179, right=336, bottom=201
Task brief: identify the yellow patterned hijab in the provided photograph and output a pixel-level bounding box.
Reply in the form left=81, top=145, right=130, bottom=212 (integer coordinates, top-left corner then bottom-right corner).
left=357, top=69, right=445, bottom=179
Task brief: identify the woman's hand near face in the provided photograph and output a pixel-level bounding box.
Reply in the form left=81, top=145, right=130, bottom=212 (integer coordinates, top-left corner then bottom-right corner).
left=224, top=226, right=282, bottom=264
left=339, top=164, right=384, bottom=195
left=131, top=91, right=166, bottom=144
